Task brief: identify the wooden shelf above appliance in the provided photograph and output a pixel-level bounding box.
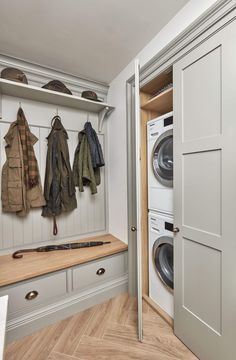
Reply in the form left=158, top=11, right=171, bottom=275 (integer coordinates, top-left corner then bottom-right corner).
left=141, top=70, right=172, bottom=95
left=141, top=87, right=173, bottom=114
left=0, top=78, right=114, bottom=132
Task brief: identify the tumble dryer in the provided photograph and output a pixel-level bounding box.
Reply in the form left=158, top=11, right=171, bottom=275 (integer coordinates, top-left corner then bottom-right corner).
left=149, top=211, right=174, bottom=318
left=147, top=112, right=173, bottom=215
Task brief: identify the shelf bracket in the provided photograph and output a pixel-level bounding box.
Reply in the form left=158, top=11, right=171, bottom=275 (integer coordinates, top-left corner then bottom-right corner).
left=98, top=106, right=113, bottom=133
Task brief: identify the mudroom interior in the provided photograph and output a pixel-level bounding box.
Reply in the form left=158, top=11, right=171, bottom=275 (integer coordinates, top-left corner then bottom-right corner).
left=0, top=1, right=236, bottom=360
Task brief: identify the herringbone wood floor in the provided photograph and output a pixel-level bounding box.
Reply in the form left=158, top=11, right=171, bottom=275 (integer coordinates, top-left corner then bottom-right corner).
left=5, top=293, right=198, bottom=360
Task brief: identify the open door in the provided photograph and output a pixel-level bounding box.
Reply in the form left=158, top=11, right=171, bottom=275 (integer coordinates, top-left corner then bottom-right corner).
left=134, top=59, right=143, bottom=342
left=174, top=19, right=236, bottom=359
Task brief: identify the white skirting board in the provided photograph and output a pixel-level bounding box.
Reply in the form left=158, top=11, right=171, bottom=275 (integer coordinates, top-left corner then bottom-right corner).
left=6, top=274, right=128, bottom=344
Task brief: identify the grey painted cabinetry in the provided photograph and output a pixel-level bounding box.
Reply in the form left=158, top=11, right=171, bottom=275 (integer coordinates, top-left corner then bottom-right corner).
left=0, top=252, right=128, bottom=343
left=72, top=252, right=127, bottom=292
left=173, top=16, right=236, bottom=360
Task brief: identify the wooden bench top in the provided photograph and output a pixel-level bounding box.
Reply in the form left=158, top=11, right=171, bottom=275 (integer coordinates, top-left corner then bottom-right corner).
left=0, top=234, right=128, bottom=287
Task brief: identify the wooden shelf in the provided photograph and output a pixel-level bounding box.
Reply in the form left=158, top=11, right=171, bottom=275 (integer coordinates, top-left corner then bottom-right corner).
left=0, top=234, right=128, bottom=287
left=141, top=87, right=173, bottom=114
left=141, top=69, right=172, bottom=95
left=0, top=78, right=114, bottom=132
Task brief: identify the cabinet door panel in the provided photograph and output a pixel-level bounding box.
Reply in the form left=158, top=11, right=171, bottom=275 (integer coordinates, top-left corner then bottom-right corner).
left=135, top=59, right=143, bottom=341
left=174, top=19, right=236, bottom=360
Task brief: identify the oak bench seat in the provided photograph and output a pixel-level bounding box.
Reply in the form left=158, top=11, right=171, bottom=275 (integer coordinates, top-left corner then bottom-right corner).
left=0, top=234, right=128, bottom=287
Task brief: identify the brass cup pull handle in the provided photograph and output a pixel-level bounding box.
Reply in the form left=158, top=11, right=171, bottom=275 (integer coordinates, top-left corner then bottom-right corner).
left=96, top=268, right=105, bottom=276
left=25, top=290, right=39, bottom=301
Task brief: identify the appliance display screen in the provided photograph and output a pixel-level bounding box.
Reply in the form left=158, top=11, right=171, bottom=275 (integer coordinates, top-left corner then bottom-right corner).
left=165, top=221, right=173, bottom=232
left=164, top=116, right=173, bottom=127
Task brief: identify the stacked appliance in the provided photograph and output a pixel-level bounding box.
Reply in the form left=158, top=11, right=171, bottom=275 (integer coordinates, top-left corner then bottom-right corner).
left=147, top=111, right=174, bottom=318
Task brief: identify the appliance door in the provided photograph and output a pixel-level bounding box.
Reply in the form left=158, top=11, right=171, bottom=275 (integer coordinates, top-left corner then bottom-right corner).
left=174, top=19, right=236, bottom=360
left=153, top=236, right=173, bottom=291
left=134, top=59, right=143, bottom=342
left=153, top=129, right=173, bottom=187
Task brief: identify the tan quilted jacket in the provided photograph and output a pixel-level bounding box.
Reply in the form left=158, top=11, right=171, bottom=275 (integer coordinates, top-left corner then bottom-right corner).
left=1, top=122, right=45, bottom=216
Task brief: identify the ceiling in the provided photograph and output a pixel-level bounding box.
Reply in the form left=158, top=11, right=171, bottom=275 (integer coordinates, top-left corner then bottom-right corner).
left=0, top=0, right=189, bottom=84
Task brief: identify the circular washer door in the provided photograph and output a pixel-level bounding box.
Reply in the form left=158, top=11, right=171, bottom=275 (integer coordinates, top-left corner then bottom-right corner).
left=152, top=129, right=173, bottom=187
left=153, top=236, right=173, bottom=291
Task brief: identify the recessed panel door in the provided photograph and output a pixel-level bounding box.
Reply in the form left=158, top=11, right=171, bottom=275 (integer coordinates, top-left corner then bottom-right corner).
left=174, top=19, right=236, bottom=360
left=134, top=59, right=143, bottom=341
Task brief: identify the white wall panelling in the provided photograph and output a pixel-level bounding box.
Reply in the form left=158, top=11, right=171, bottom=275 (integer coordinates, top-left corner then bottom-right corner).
left=0, top=95, right=107, bottom=252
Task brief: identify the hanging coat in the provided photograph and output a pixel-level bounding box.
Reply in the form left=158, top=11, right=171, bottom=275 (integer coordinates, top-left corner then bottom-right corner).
left=73, top=122, right=104, bottom=194
left=42, top=117, right=77, bottom=233
left=73, top=130, right=100, bottom=194
left=84, top=122, right=104, bottom=168
left=1, top=108, right=45, bottom=216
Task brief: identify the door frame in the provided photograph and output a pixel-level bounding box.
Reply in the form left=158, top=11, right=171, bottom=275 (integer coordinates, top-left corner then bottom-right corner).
left=126, top=0, right=235, bottom=296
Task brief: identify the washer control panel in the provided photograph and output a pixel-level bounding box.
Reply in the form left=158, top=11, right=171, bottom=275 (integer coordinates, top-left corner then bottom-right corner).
left=149, top=214, right=173, bottom=235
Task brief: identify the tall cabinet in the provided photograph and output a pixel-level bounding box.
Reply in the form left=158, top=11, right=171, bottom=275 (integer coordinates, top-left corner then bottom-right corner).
left=173, top=16, right=236, bottom=360
left=132, top=2, right=236, bottom=359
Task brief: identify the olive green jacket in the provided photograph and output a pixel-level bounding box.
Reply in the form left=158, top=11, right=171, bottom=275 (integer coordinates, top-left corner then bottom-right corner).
left=73, top=131, right=100, bottom=195
left=42, top=118, right=77, bottom=217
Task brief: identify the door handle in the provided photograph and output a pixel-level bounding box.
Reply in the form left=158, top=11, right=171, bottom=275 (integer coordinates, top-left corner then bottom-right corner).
left=131, top=226, right=137, bottom=232
left=173, top=227, right=180, bottom=234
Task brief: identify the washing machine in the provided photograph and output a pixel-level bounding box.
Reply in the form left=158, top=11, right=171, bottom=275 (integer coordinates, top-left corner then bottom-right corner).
left=147, top=111, right=173, bottom=215
left=149, top=211, right=174, bottom=318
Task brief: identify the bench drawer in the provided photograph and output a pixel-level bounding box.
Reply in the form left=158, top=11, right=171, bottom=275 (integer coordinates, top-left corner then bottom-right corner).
left=72, top=252, right=127, bottom=292
left=0, top=271, right=67, bottom=316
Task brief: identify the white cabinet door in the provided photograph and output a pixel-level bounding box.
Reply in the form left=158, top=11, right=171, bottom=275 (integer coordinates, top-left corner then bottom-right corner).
left=134, top=59, right=143, bottom=341
left=0, top=296, right=8, bottom=360
left=173, top=19, right=236, bottom=360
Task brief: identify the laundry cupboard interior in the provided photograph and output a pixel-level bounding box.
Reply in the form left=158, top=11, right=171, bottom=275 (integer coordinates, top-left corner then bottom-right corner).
left=139, top=68, right=173, bottom=318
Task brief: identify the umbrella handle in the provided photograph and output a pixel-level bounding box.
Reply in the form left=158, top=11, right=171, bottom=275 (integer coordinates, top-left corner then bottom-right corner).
left=12, top=249, right=37, bottom=259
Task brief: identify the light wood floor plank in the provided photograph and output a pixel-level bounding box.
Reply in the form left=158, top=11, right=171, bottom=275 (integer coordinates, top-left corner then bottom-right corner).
left=6, top=317, right=71, bottom=360
left=52, top=307, right=95, bottom=356
left=47, top=351, right=82, bottom=360
left=5, top=293, right=198, bottom=360
left=74, top=335, right=174, bottom=360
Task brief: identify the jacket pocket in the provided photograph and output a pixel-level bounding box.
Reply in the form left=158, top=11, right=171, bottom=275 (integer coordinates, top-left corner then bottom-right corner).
left=8, top=157, right=22, bottom=180
left=8, top=181, right=22, bottom=205
left=27, top=185, right=46, bottom=207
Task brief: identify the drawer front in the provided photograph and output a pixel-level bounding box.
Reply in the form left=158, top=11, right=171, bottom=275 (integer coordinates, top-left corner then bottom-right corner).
left=0, top=271, right=67, bottom=316
left=72, top=252, right=127, bottom=292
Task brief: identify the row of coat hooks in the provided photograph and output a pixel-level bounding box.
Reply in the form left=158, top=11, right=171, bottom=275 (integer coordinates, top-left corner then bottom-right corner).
left=18, top=102, right=91, bottom=126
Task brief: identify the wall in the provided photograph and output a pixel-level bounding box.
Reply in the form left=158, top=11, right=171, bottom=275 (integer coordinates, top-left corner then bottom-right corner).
left=107, top=0, right=218, bottom=243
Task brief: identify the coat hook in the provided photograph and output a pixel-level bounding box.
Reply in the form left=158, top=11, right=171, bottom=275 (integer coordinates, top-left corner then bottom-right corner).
left=86, top=113, right=89, bottom=123
left=56, top=107, right=59, bottom=116
left=19, top=101, right=22, bottom=108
